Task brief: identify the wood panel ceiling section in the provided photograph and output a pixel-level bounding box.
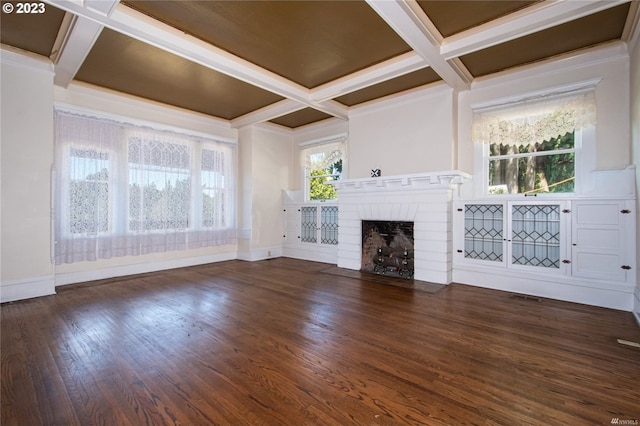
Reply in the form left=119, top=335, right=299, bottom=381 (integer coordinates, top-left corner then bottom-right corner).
left=270, top=108, right=334, bottom=129
left=122, top=0, right=413, bottom=89
left=459, top=3, right=632, bottom=77
left=1, top=0, right=637, bottom=129
left=0, top=1, right=65, bottom=57
left=416, top=1, right=540, bottom=38
left=74, top=28, right=284, bottom=120
left=334, top=67, right=441, bottom=107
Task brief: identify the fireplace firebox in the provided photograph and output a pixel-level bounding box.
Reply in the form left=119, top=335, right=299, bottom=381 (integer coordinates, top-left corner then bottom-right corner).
left=362, top=221, right=414, bottom=278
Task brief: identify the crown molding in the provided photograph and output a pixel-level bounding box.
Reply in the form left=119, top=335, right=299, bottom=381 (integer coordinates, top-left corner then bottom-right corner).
left=55, top=81, right=237, bottom=142
left=349, top=81, right=452, bottom=117
left=442, top=0, right=629, bottom=59
left=470, top=41, right=628, bottom=91
left=0, top=44, right=54, bottom=74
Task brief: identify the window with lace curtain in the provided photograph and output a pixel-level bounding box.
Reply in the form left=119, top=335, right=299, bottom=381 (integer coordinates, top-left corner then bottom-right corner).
left=301, top=138, right=346, bottom=201
left=54, top=110, right=237, bottom=264
left=472, top=90, right=596, bottom=195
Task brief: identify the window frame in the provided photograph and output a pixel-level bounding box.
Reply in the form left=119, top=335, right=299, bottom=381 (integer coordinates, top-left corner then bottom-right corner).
left=56, top=109, right=237, bottom=239
left=485, top=132, right=578, bottom=196
left=304, top=158, right=343, bottom=202
left=199, top=142, right=234, bottom=230
left=126, top=133, right=194, bottom=233
left=474, top=108, right=596, bottom=199
left=63, top=144, right=116, bottom=236
left=299, top=135, right=347, bottom=202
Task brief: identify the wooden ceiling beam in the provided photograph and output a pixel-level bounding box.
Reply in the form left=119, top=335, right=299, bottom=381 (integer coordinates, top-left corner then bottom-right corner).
left=622, top=0, right=640, bottom=50
left=44, top=0, right=349, bottom=123
left=51, top=13, right=106, bottom=88
left=441, top=0, right=631, bottom=60
left=311, top=51, right=429, bottom=103
left=231, top=99, right=306, bottom=129
left=50, top=0, right=120, bottom=88
left=365, top=0, right=471, bottom=90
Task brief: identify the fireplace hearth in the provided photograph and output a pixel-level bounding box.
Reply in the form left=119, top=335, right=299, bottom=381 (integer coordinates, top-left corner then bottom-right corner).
left=362, top=221, right=414, bottom=278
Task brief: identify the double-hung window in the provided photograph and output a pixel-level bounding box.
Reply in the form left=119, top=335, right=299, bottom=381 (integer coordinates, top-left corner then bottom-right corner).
left=54, top=110, right=236, bottom=264
left=68, top=147, right=111, bottom=234
left=127, top=137, right=192, bottom=232
left=301, top=137, right=346, bottom=201
left=472, top=89, right=596, bottom=195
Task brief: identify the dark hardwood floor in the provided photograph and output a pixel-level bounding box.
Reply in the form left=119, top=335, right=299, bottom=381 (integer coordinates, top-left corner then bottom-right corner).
left=2, top=258, right=639, bottom=425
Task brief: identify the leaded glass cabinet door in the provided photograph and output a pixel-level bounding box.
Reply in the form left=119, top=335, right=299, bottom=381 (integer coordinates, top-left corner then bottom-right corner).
left=300, top=206, right=318, bottom=243
left=507, top=201, right=569, bottom=273
left=459, top=201, right=568, bottom=272
left=463, top=204, right=505, bottom=264
left=299, top=205, right=339, bottom=246
left=510, top=204, right=561, bottom=269
left=320, top=206, right=339, bottom=245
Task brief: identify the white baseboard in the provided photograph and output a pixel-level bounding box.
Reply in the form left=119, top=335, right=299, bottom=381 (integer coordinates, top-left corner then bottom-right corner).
left=55, top=252, right=237, bottom=287
left=634, top=287, right=640, bottom=326
left=283, top=244, right=337, bottom=265
left=237, top=245, right=283, bottom=262
left=1, top=275, right=56, bottom=303
left=454, top=267, right=635, bottom=311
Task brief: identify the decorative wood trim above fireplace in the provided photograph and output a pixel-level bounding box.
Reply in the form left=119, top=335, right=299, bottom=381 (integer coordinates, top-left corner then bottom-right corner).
left=330, top=171, right=471, bottom=193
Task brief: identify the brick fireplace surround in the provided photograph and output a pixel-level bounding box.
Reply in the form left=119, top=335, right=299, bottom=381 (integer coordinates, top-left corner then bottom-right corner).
left=331, top=171, right=470, bottom=284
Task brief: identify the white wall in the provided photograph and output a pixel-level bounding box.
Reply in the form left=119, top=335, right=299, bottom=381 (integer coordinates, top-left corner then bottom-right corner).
left=237, top=126, right=254, bottom=258
left=237, top=124, right=294, bottom=260
left=1, top=47, right=56, bottom=301
left=630, top=34, right=640, bottom=321
left=347, top=84, right=455, bottom=178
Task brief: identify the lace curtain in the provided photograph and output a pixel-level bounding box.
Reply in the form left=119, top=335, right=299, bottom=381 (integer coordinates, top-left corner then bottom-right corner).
left=54, top=110, right=237, bottom=265
left=472, top=90, right=596, bottom=146
left=301, top=140, right=345, bottom=172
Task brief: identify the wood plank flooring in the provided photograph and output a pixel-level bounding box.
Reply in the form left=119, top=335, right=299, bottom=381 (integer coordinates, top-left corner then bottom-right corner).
left=2, top=258, right=639, bottom=425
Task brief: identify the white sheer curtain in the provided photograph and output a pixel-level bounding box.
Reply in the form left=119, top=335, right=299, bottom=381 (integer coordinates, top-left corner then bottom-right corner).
left=54, top=110, right=236, bottom=265
left=472, top=90, right=596, bottom=146
left=301, top=140, right=345, bottom=172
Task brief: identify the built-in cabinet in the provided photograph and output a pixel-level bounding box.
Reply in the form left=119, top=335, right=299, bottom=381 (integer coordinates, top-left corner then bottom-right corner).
left=282, top=202, right=339, bottom=264
left=454, top=198, right=635, bottom=284
left=571, top=200, right=632, bottom=281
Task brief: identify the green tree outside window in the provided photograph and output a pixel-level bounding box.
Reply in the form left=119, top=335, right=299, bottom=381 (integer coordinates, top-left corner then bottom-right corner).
left=309, top=159, right=342, bottom=201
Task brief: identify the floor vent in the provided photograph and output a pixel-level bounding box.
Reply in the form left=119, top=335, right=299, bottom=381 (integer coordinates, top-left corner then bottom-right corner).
left=510, top=294, right=542, bottom=302
left=617, top=339, right=640, bottom=348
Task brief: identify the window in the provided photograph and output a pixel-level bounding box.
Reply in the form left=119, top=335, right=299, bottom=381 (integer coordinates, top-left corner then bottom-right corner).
left=473, top=89, right=596, bottom=195
left=301, top=138, right=346, bottom=201
left=201, top=148, right=229, bottom=229
left=128, top=137, right=192, bottom=231
left=68, top=147, right=111, bottom=234
left=54, top=110, right=236, bottom=264
left=308, top=158, right=342, bottom=201
left=488, top=132, right=575, bottom=194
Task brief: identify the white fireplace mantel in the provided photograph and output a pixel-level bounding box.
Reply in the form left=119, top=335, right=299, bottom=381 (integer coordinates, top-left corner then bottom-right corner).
left=330, top=170, right=471, bottom=193
left=332, top=170, right=472, bottom=284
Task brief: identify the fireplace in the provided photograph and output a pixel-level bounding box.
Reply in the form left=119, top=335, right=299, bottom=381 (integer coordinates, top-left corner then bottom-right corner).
left=330, top=171, right=470, bottom=284
left=362, top=221, right=414, bottom=278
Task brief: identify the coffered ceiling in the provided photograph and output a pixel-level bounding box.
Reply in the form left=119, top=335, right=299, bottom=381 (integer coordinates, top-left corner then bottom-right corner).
left=1, top=0, right=638, bottom=129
